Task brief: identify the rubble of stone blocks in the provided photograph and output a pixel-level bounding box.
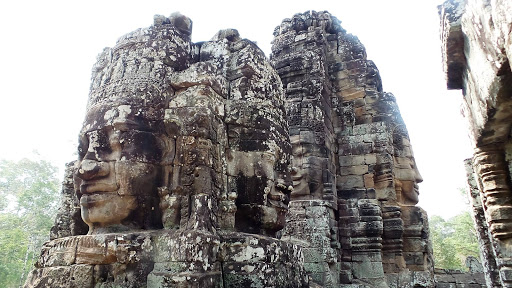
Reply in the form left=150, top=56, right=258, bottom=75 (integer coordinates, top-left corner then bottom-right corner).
left=26, top=10, right=437, bottom=288
left=434, top=269, right=486, bottom=288
left=434, top=256, right=487, bottom=287
left=440, top=0, right=512, bottom=287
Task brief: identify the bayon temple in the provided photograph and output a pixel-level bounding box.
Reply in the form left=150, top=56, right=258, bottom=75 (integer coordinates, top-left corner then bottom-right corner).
left=22, top=0, right=512, bottom=286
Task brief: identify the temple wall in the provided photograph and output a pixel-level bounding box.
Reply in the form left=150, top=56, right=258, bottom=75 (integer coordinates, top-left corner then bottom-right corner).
left=440, top=0, right=512, bottom=286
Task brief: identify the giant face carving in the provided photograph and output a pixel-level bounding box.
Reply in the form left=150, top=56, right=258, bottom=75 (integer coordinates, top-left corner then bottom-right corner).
left=74, top=14, right=192, bottom=234
left=290, top=135, right=326, bottom=199
left=290, top=137, right=309, bottom=197
left=393, top=135, right=423, bottom=206
left=75, top=106, right=165, bottom=234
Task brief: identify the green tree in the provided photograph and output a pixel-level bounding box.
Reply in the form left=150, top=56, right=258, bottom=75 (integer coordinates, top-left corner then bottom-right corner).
left=0, top=158, right=60, bottom=288
left=430, top=211, right=480, bottom=270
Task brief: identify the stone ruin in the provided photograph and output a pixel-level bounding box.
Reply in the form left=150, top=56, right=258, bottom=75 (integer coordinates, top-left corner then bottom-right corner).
left=25, top=11, right=436, bottom=287
left=440, top=0, right=512, bottom=287
left=271, top=12, right=432, bottom=287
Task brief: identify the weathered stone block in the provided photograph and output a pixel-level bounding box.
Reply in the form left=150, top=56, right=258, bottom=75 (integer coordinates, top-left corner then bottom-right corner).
left=25, top=267, right=74, bottom=288
left=153, top=231, right=221, bottom=264
left=376, top=187, right=396, bottom=201
left=340, top=155, right=366, bottom=166
left=402, top=237, right=426, bottom=253
left=302, top=248, right=329, bottom=262
left=340, top=165, right=369, bottom=176
left=364, top=173, right=375, bottom=188
left=338, top=175, right=365, bottom=190
left=435, top=283, right=456, bottom=288
left=352, top=260, right=385, bottom=279
left=352, top=252, right=383, bottom=262
left=403, top=252, right=426, bottom=266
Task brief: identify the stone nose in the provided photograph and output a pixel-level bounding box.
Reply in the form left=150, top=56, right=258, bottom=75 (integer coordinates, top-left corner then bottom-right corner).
left=76, top=159, right=110, bottom=180
left=415, top=167, right=423, bottom=184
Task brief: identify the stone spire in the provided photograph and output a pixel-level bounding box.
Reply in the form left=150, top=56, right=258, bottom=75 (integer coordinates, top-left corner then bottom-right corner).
left=271, top=10, right=433, bottom=287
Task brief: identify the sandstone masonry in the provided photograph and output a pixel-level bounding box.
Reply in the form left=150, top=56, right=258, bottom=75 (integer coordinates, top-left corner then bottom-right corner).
left=25, top=10, right=438, bottom=288
left=440, top=0, right=512, bottom=287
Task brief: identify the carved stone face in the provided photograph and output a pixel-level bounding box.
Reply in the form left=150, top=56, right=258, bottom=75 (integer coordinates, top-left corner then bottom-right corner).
left=290, top=135, right=324, bottom=199
left=394, top=136, right=423, bottom=206
left=231, top=149, right=290, bottom=236
left=290, top=138, right=309, bottom=197
left=75, top=105, right=163, bottom=234
left=73, top=15, right=195, bottom=234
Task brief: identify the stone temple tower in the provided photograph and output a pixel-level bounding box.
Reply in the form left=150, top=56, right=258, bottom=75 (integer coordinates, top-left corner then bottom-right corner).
left=271, top=11, right=433, bottom=287
left=25, top=10, right=435, bottom=288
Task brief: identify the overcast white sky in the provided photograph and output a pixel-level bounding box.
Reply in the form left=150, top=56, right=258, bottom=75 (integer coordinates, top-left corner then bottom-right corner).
left=0, top=0, right=473, bottom=219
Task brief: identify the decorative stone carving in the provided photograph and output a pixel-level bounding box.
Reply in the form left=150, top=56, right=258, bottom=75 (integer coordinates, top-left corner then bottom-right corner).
left=26, top=9, right=436, bottom=288
left=271, top=10, right=433, bottom=288
left=271, top=11, right=340, bottom=286
left=464, top=158, right=502, bottom=287
left=391, top=127, right=433, bottom=286
left=74, top=11, right=194, bottom=235
left=473, top=147, right=512, bottom=240
left=392, top=130, right=423, bottom=207
left=25, top=12, right=306, bottom=288
left=440, top=0, right=512, bottom=286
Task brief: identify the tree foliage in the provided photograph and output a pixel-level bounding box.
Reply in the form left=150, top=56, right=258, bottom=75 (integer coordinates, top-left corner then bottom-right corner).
left=0, top=158, right=60, bottom=288
left=430, top=211, right=480, bottom=270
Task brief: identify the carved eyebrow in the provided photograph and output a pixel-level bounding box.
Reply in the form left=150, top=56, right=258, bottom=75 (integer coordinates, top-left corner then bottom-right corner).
left=113, top=119, right=144, bottom=131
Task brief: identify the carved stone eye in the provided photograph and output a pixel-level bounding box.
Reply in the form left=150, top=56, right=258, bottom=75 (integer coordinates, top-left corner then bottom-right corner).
left=119, top=130, right=162, bottom=163
left=78, top=135, right=89, bottom=160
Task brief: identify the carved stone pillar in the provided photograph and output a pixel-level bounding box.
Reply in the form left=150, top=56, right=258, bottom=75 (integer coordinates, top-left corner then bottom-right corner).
left=392, top=206, right=434, bottom=288
left=374, top=153, right=406, bottom=274
left=338, top=198, right=387, bottom=287
left=473, top=147, right=512, bottom=240
left=381, top=205, right=405, bottom=273
left=464, top=158, right=502, bottom=287
left=400, top=207, right=432, bottom=272
left=473, top=146, right=512, bottom=287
